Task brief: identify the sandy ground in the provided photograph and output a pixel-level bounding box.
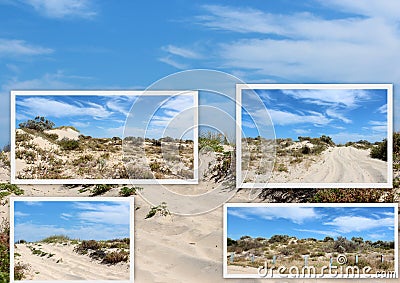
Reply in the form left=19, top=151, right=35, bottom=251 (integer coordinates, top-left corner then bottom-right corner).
left=15, top=242, right=129, bottom=280
left=269, top=146, right=388, bottom=183
left=44, top=128, right=80, bottom=141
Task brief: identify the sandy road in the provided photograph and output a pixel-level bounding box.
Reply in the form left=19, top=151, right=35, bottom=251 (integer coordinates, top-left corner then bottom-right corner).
left=14, top=243, right=129, bottom=280
left=298, top=147, right=387, bottom=183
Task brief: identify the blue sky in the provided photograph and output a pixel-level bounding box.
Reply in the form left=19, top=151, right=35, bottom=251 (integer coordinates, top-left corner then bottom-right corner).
left=227, top=206, right=396, bottom=242
left=242, top=89, right=388, bottom=144
left=1, top=0, right=400, bottom=147
left=16, top=93, right=194, bottom=139
left=14, top=200, right=131, bottom=242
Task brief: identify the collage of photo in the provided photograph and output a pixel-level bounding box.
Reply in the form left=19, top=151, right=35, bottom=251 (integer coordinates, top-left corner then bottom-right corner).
left=0, top=83, right=398, bottom=282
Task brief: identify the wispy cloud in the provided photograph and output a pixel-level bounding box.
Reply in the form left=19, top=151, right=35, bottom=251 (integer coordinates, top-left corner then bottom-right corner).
left=190, top=4, right=400, bottom=82
left=282, top=89, right=370, bottom=109
left=377, top=104, right=387, bottom=114
left=73, top=202, right=130, bottom=225
left=0, top=38, right=53, bottom=57
left=16, top=97, right=112, bottom=119
left=229, top=207, right=318, bottom=224
left=21, top=0, right=97, bottom=19
left=295, top=228, right=340, bottom=238
left=324, top=215, right=394, bottom=233
left=14, top=211, right=29, bottom=217
left=162, top=45, right=202, bottom=59
left=158, top=56, right=188, bottom=69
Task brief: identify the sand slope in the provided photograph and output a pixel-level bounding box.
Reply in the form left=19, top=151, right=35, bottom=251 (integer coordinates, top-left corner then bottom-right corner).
left=15, top=242, right=129, bottom=280
left=298, top=147, right=387, bottom=183
left=270, top=147, right=387, bottom=183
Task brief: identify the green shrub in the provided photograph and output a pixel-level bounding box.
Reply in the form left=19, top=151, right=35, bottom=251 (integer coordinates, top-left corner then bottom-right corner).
left=370, top=139, right=387, bottom=161
left=44, top=133, right=59, bottom=141
left=0, top=183, right=24, bottom=200
left=227, top=238, right=237, bottom=246
left=334, top=236, right=356, bottom=253
left=58, top=138, right=80, bottom=150
left=119, top=186, right=143, bottom=197
left=19, top=116, right=55, bottom=132
left=74, top=240, right=101, bottom=254
left=0, top=219, right=10, bottom=282
left=41, top=235, right=71, bottom=243
left=102, top=251, right=129, bottom=264
left=145, top=202, right=171, bottom=219
left=309, top=188, right=394, bottom=203
left=90, top=184, right=113, bottom=196
left=199, top=131, right=226, bottom=152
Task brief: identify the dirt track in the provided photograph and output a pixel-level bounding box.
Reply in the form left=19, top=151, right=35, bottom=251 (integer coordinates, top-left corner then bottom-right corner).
left=298, top=147, right=387, bottom=183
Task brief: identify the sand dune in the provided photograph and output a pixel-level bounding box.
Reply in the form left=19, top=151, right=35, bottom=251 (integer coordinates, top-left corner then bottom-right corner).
left=44, top=128, right=80, bottom=141
left=15, top=242, right=129, bottom=280
left=269, top=146, right=387, bottom=184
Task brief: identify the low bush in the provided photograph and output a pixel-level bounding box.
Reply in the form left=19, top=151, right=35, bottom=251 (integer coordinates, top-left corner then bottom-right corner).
left=58, top=138, right=80, bottom=150
left=41, top=235, right=71, bottom=243
left=370, top=139, right=387, bottom=161
left=119, top=186, right=143, bottom=197
left=102, top=251, right=129, bottom=264
left=0, top=183, right=24, bottom=200
left=74, top=240, right=101, bottom=254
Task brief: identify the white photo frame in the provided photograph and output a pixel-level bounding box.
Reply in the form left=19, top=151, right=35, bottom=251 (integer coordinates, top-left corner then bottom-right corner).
left=11, top=90, right=198, bottom=185
left=236, top=84, right=393, bottom=188
left=224, top=202, right=398, bottom=279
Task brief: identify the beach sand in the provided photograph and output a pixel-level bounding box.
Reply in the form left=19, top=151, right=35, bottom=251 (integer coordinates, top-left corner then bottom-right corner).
left=15, top=242, right=129, bottom=280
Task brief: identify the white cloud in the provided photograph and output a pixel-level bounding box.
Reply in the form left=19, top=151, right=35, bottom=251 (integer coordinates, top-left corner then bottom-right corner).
left=3, top=71, right=75, bottom=90
left=192, top=4, right=400, bottom=82
left=295, top=229, right=340, bottom=238
left=318, top=0, right=400, bottom=21
left=324, top=216, right=394, bottom=233
left=268, top=109, right=330, bottom=126
left=158, top=56, right=188, bottom=69
left=330, top=132, right=385, bottom=144
left=70, top=121, right=90, bottom=129
left=0, top=38, right=53, bottom=57
left=377, top=104, right=387, bottom=114
left=22, top=0, right=96, bottom=19
left=282, top=89, right=370, bottom=109
left=293, top=128, right=311, bottom=135
left=326, top=109, right=351, bottom=124
left=229, top=207, right=318, bottom=224
left=14, top=211, right=29, bottom=217
left=368, top=233, right=387, bottom=240
left=162, top=45, right=202, bottom=59
left=73, top=202, right=130, bottom=226
left=16, top=97, right=112, bottom=119
left=105, top=96, right=137, bottom=116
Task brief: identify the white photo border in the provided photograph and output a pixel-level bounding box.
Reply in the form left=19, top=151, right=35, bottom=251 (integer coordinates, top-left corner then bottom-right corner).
left=223, top=202, right=399, bottom=279
left=236, top=83, right=393, bottom=189
left=10, top=90, right=199, bottom=185
left=10, top=196, right=135, bottom=283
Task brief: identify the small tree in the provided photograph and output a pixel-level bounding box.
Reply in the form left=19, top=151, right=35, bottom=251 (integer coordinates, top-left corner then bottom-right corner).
left=19, top=116, right=55, bottom=132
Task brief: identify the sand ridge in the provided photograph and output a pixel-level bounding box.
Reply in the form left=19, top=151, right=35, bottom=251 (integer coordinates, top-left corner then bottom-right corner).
left=15, top=242, right=130, bottom=280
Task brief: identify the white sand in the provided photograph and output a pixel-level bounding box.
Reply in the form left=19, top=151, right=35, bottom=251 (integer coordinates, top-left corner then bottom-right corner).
left=15, top=242, right=129, bottom=280
left=44, top=128, right=80, bottom=141
left=269, top=146, right=387, bottom=183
